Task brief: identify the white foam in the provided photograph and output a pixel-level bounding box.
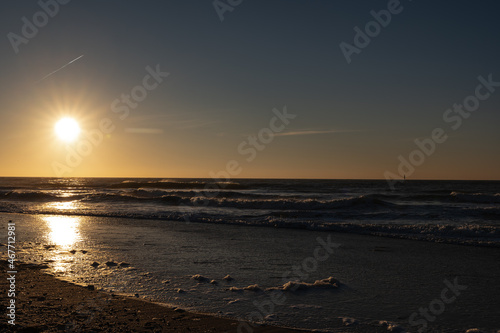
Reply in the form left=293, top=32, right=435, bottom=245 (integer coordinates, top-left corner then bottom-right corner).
left=269, top=277, right=340, bottom=291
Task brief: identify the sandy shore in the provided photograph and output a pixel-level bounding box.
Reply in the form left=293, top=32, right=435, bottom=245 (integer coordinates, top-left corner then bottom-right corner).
left=2, top=212, right=499, bottom=332
left=1, top=260, right=396, bottom=333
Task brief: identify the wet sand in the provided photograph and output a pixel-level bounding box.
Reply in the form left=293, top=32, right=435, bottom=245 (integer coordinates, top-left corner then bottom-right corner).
left=0, top=260, right=395, bottom=332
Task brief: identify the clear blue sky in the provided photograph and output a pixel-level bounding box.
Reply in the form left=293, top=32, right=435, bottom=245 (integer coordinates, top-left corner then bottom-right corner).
left=0, top=0, right=499, bottom=179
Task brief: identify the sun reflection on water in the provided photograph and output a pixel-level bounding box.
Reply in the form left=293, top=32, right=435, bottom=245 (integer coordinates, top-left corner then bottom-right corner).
left=44, top=215, right=81, bottom=248
left=45, top=201, right=79, bottom=211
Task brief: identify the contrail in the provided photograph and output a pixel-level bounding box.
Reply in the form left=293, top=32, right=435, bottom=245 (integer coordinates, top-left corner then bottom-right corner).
left=36, top=54, right=84, bottom=83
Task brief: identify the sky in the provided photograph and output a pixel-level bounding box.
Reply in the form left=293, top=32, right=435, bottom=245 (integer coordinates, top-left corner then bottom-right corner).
left=0, top=0, right=499, bottom=179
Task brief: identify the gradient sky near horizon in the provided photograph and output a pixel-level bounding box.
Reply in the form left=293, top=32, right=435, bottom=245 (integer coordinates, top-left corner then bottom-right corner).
left=0, top=0, right=499, bottom=179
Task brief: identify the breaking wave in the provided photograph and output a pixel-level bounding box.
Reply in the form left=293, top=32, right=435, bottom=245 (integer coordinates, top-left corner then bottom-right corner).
left=1, top=178, right=499, bottom=247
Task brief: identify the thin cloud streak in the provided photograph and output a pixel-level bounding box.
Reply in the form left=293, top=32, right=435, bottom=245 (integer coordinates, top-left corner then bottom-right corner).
left=124, top=128, right=164, bottom=134
left=275, top=129, right=362, bottom=137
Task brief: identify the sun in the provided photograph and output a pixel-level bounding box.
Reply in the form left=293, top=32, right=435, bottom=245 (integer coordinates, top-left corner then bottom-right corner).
left=55, top=117, right=81, bottom=142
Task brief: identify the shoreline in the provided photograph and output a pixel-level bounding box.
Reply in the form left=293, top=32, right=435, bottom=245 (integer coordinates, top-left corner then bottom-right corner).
left=2, top=211, right=499, bottom=248
left=1, top=260, right=393, bottom=332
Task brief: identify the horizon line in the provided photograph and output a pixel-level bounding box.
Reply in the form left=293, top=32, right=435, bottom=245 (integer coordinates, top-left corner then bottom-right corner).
left=0, top=176, right=499, bottom=182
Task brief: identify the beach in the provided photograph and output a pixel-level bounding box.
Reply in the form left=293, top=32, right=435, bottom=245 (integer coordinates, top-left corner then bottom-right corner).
left=2, top=210, right=499, bottom=332
left=1, top=260, right=318, bottom=333
left=1, top=259, right=417, bottom=333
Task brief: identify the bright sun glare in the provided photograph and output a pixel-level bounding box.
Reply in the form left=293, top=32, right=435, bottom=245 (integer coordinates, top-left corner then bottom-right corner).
left=55, top=117, right=80, bottom=142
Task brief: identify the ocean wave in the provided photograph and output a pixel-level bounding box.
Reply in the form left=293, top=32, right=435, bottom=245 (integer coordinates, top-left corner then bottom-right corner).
left=384, top=192, right=500, bottom=204
left=1, top=202, right=498, bottom=247
left=187, top=194, right=394, bottom=211
left=110, top=180, right=248, bottom=190
left=399, top=193, right=451, bottom=201
left=451, top=192, right=500, bottom=204
left=61, top=191, right=395, bottom=211
left=129, top=189, right=283, bottom=200
left=316, top=223, right=500, bottom=246
left=0, top=190, right=84, bottom=202
left=5, top=188, right=500, bottom=215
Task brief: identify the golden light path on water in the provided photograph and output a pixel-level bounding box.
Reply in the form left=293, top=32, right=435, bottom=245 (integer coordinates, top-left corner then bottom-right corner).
left=42, top=213, right=82, bottom=273
left=45, top=201, right=80, bottom=211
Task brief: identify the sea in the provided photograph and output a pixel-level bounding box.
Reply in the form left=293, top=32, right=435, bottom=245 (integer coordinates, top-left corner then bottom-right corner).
left=1, top=178, right=499, bottom=331
left=1, top=178, right=499, bottom=246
